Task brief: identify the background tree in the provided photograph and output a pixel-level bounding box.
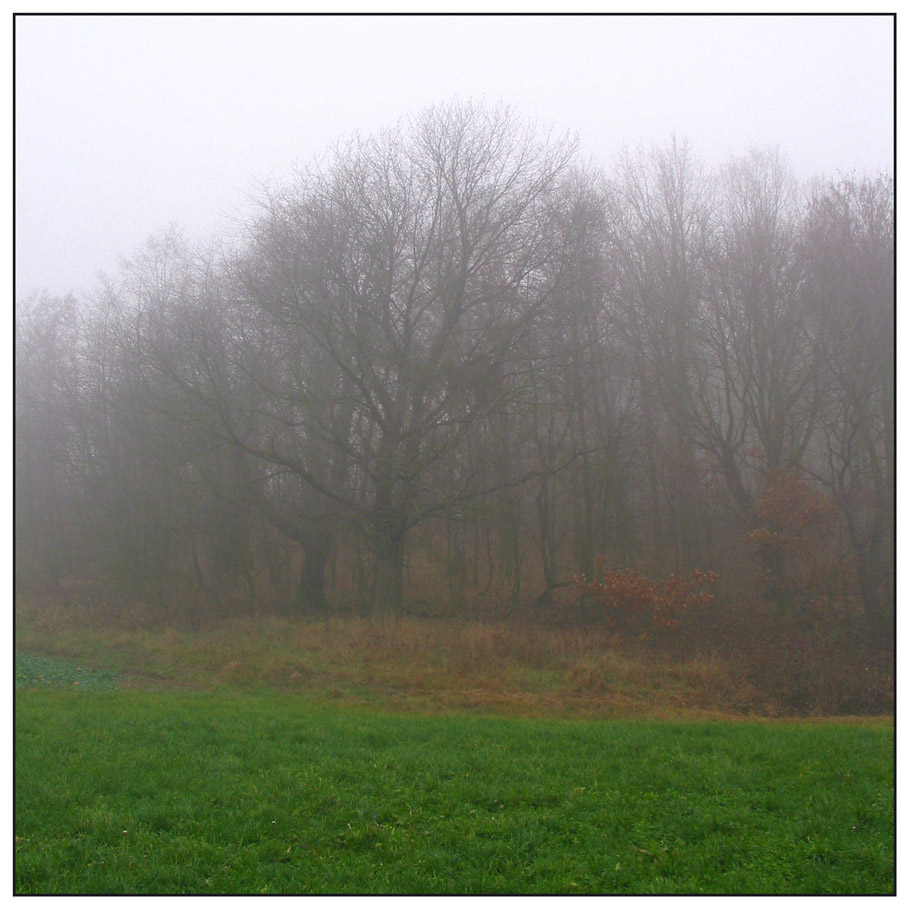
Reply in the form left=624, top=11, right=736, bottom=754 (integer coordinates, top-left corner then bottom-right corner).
left=216, top=103, right=577, bottom=613
left=608, top=138, right=713, bottom=572
left=15, top=292, right=86, bottom=589
left=695, top=149, right=824, bottom=603
left=13, top=106, right=893, bottom=643
left=802, top=175, right=894, bottom=634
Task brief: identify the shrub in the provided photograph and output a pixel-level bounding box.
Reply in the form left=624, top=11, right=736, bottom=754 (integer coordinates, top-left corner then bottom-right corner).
left=574, top=560, right=718, bottom=635
left=747, top=470, right=838, bottom=612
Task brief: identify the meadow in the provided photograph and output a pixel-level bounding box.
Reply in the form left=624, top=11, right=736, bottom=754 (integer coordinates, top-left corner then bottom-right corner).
left=14, top=608, right=895, bottom=895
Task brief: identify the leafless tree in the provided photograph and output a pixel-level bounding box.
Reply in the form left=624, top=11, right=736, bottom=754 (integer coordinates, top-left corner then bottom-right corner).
left=803, top=174, right=894, bottom=633
left=608, top=138, right=714, bottom=571
left=13, top=108, right=893, bottom=638
left=222, top=103, right=577, bottom=613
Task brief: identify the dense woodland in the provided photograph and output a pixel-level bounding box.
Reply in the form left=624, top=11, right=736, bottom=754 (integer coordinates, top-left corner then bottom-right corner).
left=15, top=103, right=894, bottom=647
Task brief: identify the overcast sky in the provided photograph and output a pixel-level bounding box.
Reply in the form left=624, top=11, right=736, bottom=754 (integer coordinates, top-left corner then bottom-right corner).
left=15, top=13, right=894, bottom=298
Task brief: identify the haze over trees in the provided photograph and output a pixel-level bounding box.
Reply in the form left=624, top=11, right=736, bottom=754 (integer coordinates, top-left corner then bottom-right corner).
left=15, top=102, right=894, bottom=643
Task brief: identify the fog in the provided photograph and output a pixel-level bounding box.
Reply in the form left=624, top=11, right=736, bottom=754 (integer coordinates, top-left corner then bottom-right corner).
left=13, top=20, right=896, bottom=893
left=14, top=14, right=894, bottom=717
left=15, top=14, right=893, bottom=297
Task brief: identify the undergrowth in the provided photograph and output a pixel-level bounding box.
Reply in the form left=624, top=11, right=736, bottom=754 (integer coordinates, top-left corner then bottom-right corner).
left=15, top=596, right=893, bottom=718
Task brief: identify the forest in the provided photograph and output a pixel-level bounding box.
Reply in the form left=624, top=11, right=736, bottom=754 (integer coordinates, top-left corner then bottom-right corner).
left=15, top=103, right=894, bottom=670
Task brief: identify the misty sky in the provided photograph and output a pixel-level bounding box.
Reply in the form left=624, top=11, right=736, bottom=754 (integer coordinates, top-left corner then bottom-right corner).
left=15, top=13, right=894, bottom=298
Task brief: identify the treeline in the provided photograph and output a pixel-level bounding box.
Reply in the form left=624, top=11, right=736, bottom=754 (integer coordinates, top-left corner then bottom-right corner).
left=15, top=103, right=893, bottom=636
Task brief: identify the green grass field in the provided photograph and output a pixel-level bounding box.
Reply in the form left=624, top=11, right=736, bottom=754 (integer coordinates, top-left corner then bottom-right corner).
left=15, top=657, right=894, bottom=895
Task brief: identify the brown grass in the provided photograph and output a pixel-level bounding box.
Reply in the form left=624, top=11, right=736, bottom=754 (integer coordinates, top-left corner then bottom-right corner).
left=14, top=596, right=892, bottom=720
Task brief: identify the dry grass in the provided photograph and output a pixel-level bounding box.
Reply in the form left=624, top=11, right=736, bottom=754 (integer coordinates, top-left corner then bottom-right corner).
left=18, top=596, right=860, bottom=720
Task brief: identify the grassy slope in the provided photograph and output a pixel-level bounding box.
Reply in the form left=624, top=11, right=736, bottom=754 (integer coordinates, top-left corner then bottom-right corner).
left=15, top=687, right=894, bottom=895
left=15, top=611, right=891, bottom=719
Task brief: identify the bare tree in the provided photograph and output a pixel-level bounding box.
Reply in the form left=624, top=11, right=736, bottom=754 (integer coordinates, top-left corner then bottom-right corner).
left=14, top=109, right=891, bottom=638
left=225, top=103, right=577, bottom=613
left=694, top=149, right=824, bottom=608
left=803, top=174, right=894, bottom=633
left=608, top=138, right=714, bottom=571
left=15, top=292, right=86, bottom=589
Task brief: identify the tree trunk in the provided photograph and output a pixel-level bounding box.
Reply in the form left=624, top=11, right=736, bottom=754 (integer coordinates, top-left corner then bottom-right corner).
left=536, top=476, right=557, bottom=607
left=295, top=527, right=332, bottom=615
left=372, top=525, right=406, bottom=615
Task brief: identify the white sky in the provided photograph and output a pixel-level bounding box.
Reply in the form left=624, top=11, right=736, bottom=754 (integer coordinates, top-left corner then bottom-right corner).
left=14, top=13, right=894, bottom=297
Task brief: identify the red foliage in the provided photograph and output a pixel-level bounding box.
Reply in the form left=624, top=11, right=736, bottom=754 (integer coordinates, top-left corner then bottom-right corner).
left=747, top=470, right=837, bottom=611
left=575, top=559, right=718, bottom=633
left=749, top=470, right=831, bottom=548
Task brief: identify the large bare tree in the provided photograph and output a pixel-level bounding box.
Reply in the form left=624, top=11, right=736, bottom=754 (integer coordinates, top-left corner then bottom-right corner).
left=223, top=103, right=577, bottom=613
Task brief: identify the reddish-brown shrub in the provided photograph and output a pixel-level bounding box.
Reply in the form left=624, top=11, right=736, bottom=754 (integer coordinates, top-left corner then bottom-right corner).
left=574, top=560, right=718, bottom=634
left=747, top=470, right=838, bottom=612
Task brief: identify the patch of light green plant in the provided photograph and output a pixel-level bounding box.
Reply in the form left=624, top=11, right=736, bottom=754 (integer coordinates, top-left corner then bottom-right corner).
left=16, top=652, right=121, bottom=691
